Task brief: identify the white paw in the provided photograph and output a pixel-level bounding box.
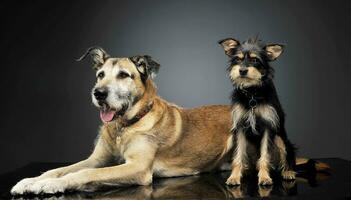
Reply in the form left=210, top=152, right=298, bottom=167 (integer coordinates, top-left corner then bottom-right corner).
left=28, top=178, right=68, bottom=194
left=11, top=177, right=39, bottom=195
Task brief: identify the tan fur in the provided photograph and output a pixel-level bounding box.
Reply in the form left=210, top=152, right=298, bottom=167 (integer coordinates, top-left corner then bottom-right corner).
left=226, top=130, right=247, bottom=185
left=274, top=135, right=296, bottom=180
left=282, top=170, right=296, bottom=180
left=11, top=57, right=327, bottom=195
left=229, top=65, right=263, bottom=88
left=229, top=103, right=287, bottom=185
left=232, top=103, right=279, bottom=133
left=255, top=105, right=279, bottom=130
left=258, top=185, right=273, bottom=197
left=11, top=58, right=234, bottom=194
left=227, top=181, right=296, bottom=199
left=231, top=103, right=246, bottom=131
left=295, top=157, right=331, bottom=172
left=274, top=135, right=288, bottom=171
left=228, top=186, right=244, bottom=198
left=249, top=52, right=258, bottom=58
left=236, top=52, right=244, bottom=59
left=265, top=44, right=283, bottom=60
left=220, top=39, right=240, bottom=56
left=257, top=130, right=273, bottom=185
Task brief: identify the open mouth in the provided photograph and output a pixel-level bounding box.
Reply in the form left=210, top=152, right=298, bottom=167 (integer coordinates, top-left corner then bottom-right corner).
left=99, top=103, right=128, bottom=123
left=100, top=104, right=117, bottom=123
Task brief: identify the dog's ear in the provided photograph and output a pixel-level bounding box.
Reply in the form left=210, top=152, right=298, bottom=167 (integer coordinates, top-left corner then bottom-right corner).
left=130, top=55, right=160, bottom=81
left=76, top=47, right=110, bottom=70
left=264, top=44, right=284, bottom=61
left=218, top=38, right=240, bottom=56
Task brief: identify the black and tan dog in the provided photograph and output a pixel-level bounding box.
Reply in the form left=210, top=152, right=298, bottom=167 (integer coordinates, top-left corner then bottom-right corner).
left=11, top=47, right=327, bottom=195
left=219, top=37, right=296, bottom=185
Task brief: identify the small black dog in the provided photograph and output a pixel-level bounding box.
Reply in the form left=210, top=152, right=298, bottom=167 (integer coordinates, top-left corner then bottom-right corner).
left=219, top=37, right=296, bottom=185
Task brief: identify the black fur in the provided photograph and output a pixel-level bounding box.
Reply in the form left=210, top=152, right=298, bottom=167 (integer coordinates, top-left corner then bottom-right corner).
left=221, top=37, right=296, bottom=180
left=130, top=55, right=160, bottom=84
left=76, top=46, right=110, bottom=70
left=231, top=79, right=296, bottom=171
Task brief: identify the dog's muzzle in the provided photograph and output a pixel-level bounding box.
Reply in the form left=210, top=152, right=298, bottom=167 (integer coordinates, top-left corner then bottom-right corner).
left=239, top=68, right=248, bottom=76
left=94, top=88, right=108, bottom=102
left=99, top=103, right=129, bottom=123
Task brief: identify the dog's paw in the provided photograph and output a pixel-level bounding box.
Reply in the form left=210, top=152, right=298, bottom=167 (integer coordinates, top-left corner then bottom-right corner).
left=282, top=179, right=296, bottom=191
left=258, top=175, right=273, bottom=186
left=11, top=177, right=39, bottom=195
left=282, top=170, right=296, bottom=180
left=226, top=175, right=241, bottom=185
left=227, top=186, right=244, bottom=198
left=28, top=178, right=68, bottom=194
left=258, top=185, right=273, bottom=197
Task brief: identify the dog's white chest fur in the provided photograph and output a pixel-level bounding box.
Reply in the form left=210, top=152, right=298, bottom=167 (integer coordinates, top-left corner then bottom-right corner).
left=231, top=104, right=279, bottom=132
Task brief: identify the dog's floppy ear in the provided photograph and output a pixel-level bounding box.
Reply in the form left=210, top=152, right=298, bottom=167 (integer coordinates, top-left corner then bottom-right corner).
left=218, top=38, right=240, bottom=56
left=264, top=44, right=284, bottom=61
left=76, top=47, right=110, bottom=70
left=130, top=55, right=160, bottom=81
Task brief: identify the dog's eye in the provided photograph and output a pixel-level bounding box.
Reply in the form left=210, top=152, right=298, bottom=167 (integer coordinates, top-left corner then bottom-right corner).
left=251, top=58, right=260, bottom=64
left=234, top=57, right=242, bottom=63
left=117, top=72, right=130, bottom=79
left=97, top=72, right=105, bottom=79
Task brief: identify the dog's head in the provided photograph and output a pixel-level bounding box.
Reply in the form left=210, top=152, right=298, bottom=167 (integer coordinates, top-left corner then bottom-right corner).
left=77, top=47, right=160, bottom=123
left=219, top=37, right=284, bottom=89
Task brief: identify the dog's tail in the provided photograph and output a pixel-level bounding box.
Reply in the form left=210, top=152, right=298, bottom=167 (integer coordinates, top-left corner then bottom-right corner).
left=296, top=157, right=331, bottom=173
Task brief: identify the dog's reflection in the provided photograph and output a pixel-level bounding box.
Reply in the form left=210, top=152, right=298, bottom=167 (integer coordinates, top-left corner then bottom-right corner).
left=13, top=172, right=329, bottom=200
left=226, top=177, right=297, bottom=198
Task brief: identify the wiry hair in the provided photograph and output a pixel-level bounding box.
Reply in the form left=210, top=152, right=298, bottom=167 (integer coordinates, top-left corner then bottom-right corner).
left=247, top=34, right=260, bottom=43
left=240, top=36, right=264, bottom=54
left=222, top=36, right=296, bottom=186
left=228, top=36, right=275, bottom=82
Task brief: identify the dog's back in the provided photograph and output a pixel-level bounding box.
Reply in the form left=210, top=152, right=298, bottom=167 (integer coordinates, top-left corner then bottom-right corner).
left=152, top=102, right=233, bottom=177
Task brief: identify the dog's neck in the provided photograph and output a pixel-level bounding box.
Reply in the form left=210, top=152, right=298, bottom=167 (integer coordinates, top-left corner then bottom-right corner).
left=119, top=101, right=154, bottom=127
left=233, top=79, right=277, bottom=107
left=103, top=79, right=158, bottom=134
left=121, top=79, right=156, bottom=125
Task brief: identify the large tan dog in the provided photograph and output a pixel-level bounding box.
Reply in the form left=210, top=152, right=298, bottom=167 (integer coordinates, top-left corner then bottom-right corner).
left=11, top=48, right=326, bottom=195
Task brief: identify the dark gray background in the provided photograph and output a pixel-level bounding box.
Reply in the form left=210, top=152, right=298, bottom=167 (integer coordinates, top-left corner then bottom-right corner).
left=1, top=0, right=350, bottom=174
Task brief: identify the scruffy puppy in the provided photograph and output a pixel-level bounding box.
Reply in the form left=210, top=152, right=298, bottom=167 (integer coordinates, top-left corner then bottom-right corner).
left=219, top=37, right=296, bottom=185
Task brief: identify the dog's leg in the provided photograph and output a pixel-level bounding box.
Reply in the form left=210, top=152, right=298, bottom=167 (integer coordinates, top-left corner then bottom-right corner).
left=257, top=130, right=273, bottom=185
left=26, top=136, right=158, bottom=194
left=11, top=137, right=112, bottom=195
left=226, top=130, right=247, bottom=185
left=274, top=135, right=296, bottom=180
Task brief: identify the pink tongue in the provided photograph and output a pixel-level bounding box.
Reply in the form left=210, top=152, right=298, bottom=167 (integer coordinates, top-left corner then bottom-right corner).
left=100, top=110, right=117, bottom=123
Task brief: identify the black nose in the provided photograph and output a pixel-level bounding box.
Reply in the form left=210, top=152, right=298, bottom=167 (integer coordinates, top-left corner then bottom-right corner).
left=239, top=68, right=248, bottom=76
left=94, top=88, right=108, bottom=101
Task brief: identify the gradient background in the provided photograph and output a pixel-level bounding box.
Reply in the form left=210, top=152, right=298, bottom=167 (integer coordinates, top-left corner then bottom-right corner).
left=1, top=0, right=350, bottom=174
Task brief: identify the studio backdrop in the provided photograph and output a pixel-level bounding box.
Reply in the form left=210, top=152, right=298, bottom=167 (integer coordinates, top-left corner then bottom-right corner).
left=1, top=0, right=350, bottom=174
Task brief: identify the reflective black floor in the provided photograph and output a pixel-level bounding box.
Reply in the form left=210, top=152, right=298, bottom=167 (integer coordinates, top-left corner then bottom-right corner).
left=1, top=158, right=350, bottom=199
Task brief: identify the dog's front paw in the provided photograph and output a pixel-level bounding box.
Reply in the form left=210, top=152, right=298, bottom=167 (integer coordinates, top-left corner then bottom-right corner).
left=258, top=185, right=273, bottom=197
left=226, top=175, right=241, bottom=185
left=258, top=175, right=273, bottom=186
left=227, top=186, right=244, bottom=198
left=282, top=170, right=296, bottom=180
left=28, top=178, right=68, bottom=194
left=11, top=177, right=39, bottom=195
